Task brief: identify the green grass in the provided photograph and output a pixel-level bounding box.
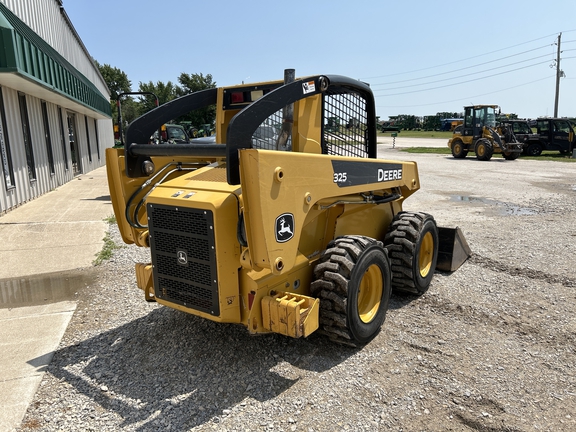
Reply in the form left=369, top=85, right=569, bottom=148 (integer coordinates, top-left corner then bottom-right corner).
left=400, top=147, right=576, bottom=162
left=93, top=232, right=120, bottom=265
left=93, top=215, right=121, bottom=265
left=104, top=214, right=117, bottom=224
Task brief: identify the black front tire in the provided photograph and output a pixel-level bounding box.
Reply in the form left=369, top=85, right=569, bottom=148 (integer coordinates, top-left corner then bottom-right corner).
left=311, top=236, right=391, bottom=346
left=384, top=212, right=439, bottom=296
left=502, top=151, right=520, bottom=160
left=475, top=139, right=494, bottom=161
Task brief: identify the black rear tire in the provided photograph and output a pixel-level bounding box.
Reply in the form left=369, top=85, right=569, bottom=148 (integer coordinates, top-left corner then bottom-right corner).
left=384, top=212, right=439, bottom=296
left=311, top=236, right=391, bottom=346
left=526, top=142, right=542, bottom=156
left=451, top=140, right=468, bottom=159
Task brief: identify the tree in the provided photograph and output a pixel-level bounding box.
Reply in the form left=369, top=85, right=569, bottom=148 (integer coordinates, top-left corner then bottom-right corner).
left=117, top=98, right=140, bottom=126
left=137, top=80, right=178, bottom=113
left=177, top=72, right=216, bottom=95
left=95, top=61, right=132, bottom=123
left=175, top=73, right=217, bottom=130
left=96, top=61, right=132, bottom=99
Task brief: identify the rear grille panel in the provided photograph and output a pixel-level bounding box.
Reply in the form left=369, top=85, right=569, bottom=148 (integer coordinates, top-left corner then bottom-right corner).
left=147, top=204, right=219, bottom=316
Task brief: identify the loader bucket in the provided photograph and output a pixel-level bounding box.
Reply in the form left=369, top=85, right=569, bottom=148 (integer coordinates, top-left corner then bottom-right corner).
left=436, top=227, right=471, bottom=272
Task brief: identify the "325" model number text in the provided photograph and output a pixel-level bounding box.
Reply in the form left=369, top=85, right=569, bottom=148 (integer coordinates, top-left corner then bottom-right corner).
left=333, top=172, right=347, bottom=183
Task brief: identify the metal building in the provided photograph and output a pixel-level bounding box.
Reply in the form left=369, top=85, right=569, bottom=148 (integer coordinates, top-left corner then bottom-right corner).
left=0, top=0, right=112, bottom=214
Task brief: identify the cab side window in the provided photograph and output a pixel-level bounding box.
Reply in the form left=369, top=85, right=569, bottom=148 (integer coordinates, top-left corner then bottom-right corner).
left=554, top=121, right=570, bottom=134
left=537, top=121, right=549, bottom=134
left=464, top=108, right=473, bottom=128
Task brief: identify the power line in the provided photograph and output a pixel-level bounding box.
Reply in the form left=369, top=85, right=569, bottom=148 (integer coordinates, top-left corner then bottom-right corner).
left=375, top=76, right=553, bottom=109
left=374, top=60, right=552, bottom=96
left=374, top=53, right=553, bottom=91
left=361, top=33, right=560, bottom=80
left=371, top=44, right=552, bottom=87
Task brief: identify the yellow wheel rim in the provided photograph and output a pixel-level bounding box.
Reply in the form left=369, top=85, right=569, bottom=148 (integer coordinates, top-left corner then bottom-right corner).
left=357, top=264, right=383, bottom=323
left=454, top=143, right=461, bottom=154
left=477, top=144, right=485, bottom=157
left=419, top=232, right=434, bottom=277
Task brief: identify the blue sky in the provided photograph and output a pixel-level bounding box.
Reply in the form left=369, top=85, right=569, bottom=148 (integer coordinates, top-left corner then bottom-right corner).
left=64, top=0, right=576, bottom=120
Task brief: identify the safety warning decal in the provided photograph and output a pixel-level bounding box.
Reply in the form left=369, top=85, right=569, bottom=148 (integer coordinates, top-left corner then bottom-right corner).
left=302, top=81, right=316, bottom=94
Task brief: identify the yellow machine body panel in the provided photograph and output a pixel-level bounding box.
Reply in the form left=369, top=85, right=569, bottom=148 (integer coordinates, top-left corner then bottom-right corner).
left=106, top=147, right=223, bottom=246
left=239, top=148, right=419, bottom=274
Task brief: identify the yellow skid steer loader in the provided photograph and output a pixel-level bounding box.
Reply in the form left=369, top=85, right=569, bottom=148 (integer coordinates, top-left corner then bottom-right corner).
left=106, top=70, right=470, bottom=346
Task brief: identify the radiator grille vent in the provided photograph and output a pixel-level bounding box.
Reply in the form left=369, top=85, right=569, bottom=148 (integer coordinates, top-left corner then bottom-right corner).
left=150, top=206, right=209, bottom=236
left=147, top=204, right=219, bottom=315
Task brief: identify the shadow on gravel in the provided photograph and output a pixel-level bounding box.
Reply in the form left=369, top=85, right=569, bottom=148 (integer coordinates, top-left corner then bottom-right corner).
left=40, top=306, right=356, bottom=430
left=387, top=269, right=461, bottom=310
left=388, top=294, right=420, bottom=310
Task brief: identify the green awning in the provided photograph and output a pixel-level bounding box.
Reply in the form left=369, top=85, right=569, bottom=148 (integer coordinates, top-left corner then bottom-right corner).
left=0, top=3, right=111, bottom=117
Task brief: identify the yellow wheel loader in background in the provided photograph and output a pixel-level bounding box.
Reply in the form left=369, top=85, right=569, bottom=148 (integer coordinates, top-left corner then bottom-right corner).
left=448, top=105, right=524, bottom=161
left=106, top=69, right=470, bottom=346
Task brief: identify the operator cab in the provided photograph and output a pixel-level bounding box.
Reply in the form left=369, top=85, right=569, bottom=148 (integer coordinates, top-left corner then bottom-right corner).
left=462, top=105, right=497, bottom=139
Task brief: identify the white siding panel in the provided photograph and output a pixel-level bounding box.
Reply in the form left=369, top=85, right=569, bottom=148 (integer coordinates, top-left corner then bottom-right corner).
left=2, top=86, right=33, bottom=206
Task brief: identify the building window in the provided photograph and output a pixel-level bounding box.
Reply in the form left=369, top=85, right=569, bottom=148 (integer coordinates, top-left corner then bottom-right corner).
left=41, top=101, right=55, bottom=175
left=67, top=112, right=81, bottom=176
left=0, top=87, right=15, bottom=189
left=84, top=116, right=92, bottom=163
left=18, top=93, right=36, bottom=181
left=58, top=107, right=69, bottom=170
left=94, top=119, right=100, bottom=161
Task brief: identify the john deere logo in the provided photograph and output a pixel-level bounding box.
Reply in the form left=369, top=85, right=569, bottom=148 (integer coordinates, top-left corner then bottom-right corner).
left=275, top=213, right=294, bottom=243
left=177, top=250, right=188, bottom=266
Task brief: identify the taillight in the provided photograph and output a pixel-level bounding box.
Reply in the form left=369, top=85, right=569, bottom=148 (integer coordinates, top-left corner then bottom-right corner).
left=230, top=92, right=244, bottom=104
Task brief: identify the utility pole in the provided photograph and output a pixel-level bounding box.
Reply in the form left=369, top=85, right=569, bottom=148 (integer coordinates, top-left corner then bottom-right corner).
left=554, top=33, right=562, bottom=117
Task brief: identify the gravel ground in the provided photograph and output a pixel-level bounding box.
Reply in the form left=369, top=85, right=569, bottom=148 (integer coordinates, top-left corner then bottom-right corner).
left=18, top=147, right=576, bottom=431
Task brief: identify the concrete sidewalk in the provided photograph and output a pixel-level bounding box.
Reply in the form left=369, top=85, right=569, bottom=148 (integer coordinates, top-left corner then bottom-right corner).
left=0, top=165, right=112, bottom=432
left=0, top=166, right=112, bottom=279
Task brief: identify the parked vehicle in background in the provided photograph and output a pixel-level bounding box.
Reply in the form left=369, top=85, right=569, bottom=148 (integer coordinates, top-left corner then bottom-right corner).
left=447, top=105, right=523, bottom=161
left=188, top=123, right=215, bottom=138
left=499, top=120, right=540, bottom=155
left=151, top=124, right=191, bottom=144
left=529, top=118, right=576, bottom=156
left=440, top=118, right=463, bottom=131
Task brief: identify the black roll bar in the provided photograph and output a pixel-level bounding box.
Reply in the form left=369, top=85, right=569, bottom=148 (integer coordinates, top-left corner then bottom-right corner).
left=125, top=88, right=218, bottom=177
left=123, top=73, right=376, bottom=185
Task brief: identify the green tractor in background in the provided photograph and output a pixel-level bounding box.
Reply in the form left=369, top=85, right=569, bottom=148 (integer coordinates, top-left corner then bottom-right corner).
left=189, top=123, right=215, bottom=137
